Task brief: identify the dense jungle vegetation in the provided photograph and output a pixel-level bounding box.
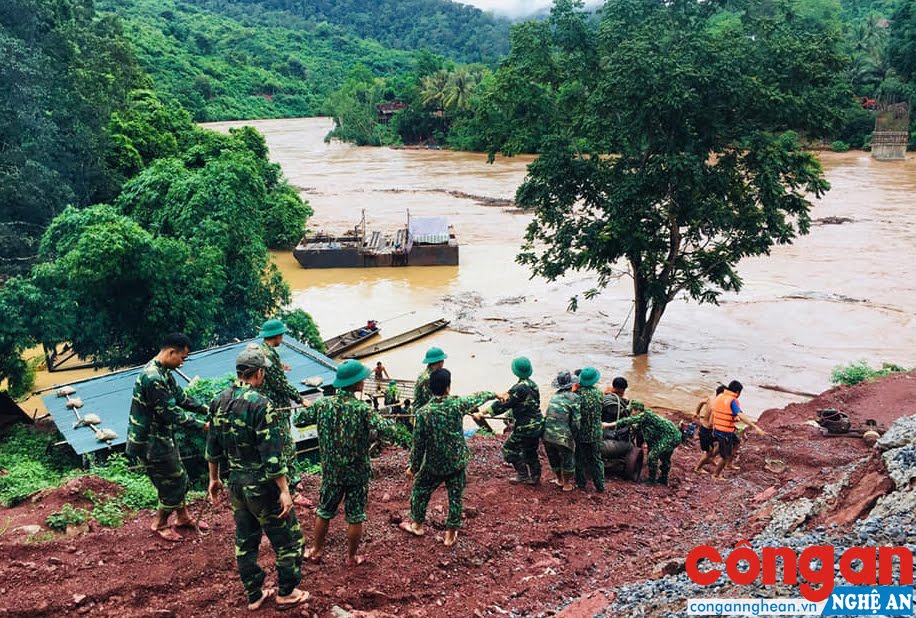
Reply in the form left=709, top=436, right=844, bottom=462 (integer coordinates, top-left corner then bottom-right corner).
left=324, top=0, right=916, bottom=151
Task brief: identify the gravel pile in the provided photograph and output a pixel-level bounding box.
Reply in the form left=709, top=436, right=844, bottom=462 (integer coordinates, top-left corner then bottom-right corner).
left=600, top=415, right=916, bottom=618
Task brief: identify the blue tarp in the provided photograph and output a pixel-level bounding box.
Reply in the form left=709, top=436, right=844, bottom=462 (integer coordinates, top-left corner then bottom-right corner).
left=41, top=338, right=337, bottom=456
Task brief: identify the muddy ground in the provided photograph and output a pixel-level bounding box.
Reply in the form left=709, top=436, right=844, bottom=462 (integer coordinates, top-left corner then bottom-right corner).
left=1, top=372, right=913, bottom=617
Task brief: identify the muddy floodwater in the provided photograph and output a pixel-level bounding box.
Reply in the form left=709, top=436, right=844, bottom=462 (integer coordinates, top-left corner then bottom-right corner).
left=204, top=119, right=916, bottom=414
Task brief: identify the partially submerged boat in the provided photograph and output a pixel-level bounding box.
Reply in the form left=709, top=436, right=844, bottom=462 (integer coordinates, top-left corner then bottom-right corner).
left=294, top=212, right=458, bottom=269
left=323, top=321, right=380, bottom=358
left=343, top=319, right=450, bottom=359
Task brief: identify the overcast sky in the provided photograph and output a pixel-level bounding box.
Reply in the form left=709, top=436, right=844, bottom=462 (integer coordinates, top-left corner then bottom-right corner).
left=460, top=0, right=602, bottom=18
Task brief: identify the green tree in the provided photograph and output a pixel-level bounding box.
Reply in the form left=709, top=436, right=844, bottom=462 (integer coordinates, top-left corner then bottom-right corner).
left=490, top=0, right=848, bottom=355
left=0, top=0, right=144, bottom=276
left=0, top=278, right=43, bottom=398
left=887, top=0, right=916, bottom=83
left=324, top=67, right=399, bottom=146
left=278, top=309, right=325, bottom=353
left=28, top=205, right=224, bottom=367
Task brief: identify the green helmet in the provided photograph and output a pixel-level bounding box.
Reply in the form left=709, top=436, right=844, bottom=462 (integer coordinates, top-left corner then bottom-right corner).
left=511, top=356, right=533, bottom=379
left=578, top=366, right=600, bottom=387
left=422, top=346, right=447, bottom=365
left=258, top=318, right=286, bottom=339
left=333, top=359, right=371, bottom=388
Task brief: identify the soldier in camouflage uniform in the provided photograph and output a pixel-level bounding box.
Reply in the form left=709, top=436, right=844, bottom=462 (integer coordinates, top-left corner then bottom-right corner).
left=294, top=359, right=390, bottom=567
left=572, top=366, right=605, bottom=492
left=257, top=319, right=305, bottom=493
left=126, top=333, right=208, bottom=542
left=543, top=371, right=578, bottom=492
left=413, top=347, right=446, bottom=411
left=477, top=356, right=543, bottom=485
left=206, top=345, right=308, bottom=610
left=400, top=368, right=495, bottom=546
left=606, top=402, right=682, bottom=485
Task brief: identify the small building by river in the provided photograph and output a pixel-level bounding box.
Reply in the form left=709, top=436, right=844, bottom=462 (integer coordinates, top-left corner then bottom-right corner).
left=293, top=211, right=459, bottom=268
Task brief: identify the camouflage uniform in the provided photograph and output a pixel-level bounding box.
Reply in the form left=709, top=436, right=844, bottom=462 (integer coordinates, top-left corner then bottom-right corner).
left=413, top=368, right=432, bottom=411
left=206, top=382, right=303, bottom=604
left=492, top=378, right=543, bottom=481
left=572, top=385, right=605, bottom=491
left=294, top=391, right=390, bottom=523
left=543, top=389, right=577, bottom=476
left=614, top=411, right=681, bottom=484
left=259, top=343, right=302, bottom=483
left=126, top=358, right=206, bottom=512
left=409, top=391, right=495, bottom=528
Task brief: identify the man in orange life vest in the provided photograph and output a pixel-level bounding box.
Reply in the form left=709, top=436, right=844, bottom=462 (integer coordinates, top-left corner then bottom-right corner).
left=711, top=380, right=765, bottom=479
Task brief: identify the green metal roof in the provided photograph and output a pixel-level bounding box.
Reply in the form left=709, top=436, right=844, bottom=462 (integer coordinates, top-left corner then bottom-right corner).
left=41, top=338, right=336, bottom=456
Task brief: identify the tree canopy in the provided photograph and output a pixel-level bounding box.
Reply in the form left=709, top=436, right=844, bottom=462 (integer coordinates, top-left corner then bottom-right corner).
left=0, top=0, right=145, bottom=275
left=486, top=0, right=849, bottom=355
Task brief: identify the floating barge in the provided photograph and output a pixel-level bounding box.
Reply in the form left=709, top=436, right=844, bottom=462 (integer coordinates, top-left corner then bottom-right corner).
left=294, top=212, right=458, bottom=268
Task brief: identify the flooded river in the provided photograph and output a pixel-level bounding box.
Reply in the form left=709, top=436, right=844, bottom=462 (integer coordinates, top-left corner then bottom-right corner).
left=202, top=117, right=916, bottom=415
left=27, top=118, right=913, bottom=418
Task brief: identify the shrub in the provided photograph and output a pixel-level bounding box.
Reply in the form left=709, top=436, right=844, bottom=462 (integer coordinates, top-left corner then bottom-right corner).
left=46, top=503, right=90, bottom=531
left=830, top=361, right=909, bottom=386
left=830, top=140, right=850, bottom=152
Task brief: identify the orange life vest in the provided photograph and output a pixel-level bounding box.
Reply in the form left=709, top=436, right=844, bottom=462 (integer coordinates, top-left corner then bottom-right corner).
left=711, top=390, right=740, bottom=433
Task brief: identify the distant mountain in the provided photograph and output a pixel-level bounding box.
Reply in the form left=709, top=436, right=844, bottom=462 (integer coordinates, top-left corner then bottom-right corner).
left=187, top=0, right=512, bottom=63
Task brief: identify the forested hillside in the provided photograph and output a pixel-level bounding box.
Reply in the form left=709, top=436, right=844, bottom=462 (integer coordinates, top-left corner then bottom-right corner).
left=190, top=0, right=511, bottom=63
left=95, top=0, right=418, bottom=121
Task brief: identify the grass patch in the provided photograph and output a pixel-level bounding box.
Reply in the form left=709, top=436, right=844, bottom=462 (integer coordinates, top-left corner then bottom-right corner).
left=830, top=361, right=909, bottom=387
left=0, top=425, right=78, bottom=506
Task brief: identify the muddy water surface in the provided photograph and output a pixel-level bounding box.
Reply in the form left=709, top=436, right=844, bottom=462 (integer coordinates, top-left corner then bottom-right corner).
left=194, top=119, right=916, bottom=414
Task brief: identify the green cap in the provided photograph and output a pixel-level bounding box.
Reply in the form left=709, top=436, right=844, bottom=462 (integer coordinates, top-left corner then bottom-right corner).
left=333, top=359, right=371, bottom=388
left=578, top=366, right=600, bottom=387
left=237, top=343, right=272, bottom=370
left=511, top=356, right=533, bottom=379
left=422, top=346, right=447, bottom=365
left=258, top=318, right=287, bottom=339
left=389, top=380, right=397, bottom=386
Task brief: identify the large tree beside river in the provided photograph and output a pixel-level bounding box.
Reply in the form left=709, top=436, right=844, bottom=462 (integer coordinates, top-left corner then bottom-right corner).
left=485, top=0, right=850, bottom=355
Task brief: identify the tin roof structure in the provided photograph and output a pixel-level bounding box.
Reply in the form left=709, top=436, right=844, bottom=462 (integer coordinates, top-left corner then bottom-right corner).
left=41, top=337, right=337, bottom=456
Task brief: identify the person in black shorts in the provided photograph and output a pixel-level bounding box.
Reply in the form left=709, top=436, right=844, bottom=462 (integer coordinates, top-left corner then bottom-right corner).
left=693, top=385, right=725, bottom=473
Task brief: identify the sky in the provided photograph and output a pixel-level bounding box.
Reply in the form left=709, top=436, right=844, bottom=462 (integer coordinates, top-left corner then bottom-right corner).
left=459, top=0, right=602, bottom=18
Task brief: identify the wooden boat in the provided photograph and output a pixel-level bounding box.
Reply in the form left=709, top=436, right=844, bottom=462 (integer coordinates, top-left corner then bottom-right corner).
left=343, top=319, right=449, bottom=359
left=323, top=323, right=380, bottom=358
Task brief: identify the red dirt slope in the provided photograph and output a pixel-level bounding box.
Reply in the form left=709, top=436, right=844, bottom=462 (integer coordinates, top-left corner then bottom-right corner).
left=0, top=372, right=912, bottom=617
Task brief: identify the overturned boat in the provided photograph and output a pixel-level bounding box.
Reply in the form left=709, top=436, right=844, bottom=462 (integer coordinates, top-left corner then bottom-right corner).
left=293, top=212, right=458, bottom=269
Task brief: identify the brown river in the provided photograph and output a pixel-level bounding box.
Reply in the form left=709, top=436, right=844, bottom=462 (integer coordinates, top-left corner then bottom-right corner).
left=27, top=117, right=915, bottom=417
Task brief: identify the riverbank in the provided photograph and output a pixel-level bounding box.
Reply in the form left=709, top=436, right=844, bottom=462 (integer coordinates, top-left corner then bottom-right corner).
left=1, top=371, right=913, bottom=616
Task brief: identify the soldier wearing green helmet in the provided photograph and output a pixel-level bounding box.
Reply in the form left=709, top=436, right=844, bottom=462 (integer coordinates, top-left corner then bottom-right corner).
left=572, top=366, right=605, bottom=492
left=294, top=359, right=390, bottom=567
left=257, top=318, right=307, bottom=500
left=413, top=346, right=447, bottom=411
left=475, top=356, right=543, bottom=485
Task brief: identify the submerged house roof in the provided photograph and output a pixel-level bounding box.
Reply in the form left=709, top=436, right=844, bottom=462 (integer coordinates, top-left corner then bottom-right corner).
left=41, top=338, right=337, bottom=456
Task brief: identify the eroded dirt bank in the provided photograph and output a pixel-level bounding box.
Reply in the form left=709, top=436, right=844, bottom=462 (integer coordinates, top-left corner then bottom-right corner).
left=1, top=372, right=914, bottom=617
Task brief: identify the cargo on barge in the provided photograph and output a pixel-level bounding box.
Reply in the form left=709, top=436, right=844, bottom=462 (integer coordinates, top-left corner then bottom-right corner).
left=293, top=211, right=458, bottom=268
